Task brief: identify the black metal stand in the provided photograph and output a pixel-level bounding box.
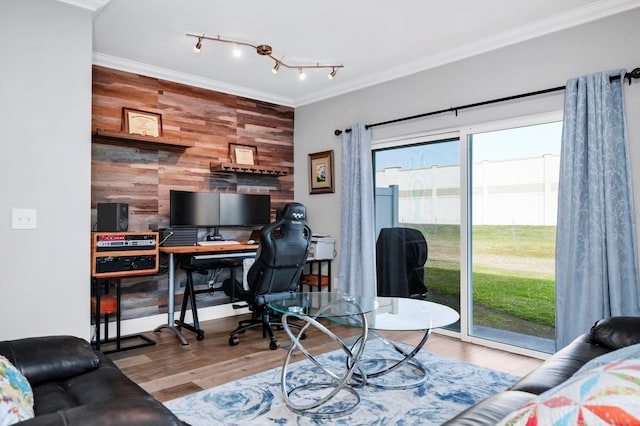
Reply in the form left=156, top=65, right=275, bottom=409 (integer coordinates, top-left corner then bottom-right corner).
left=175, top=259, right=243, bottom=341
left=92, top=278, right=155, bottom=354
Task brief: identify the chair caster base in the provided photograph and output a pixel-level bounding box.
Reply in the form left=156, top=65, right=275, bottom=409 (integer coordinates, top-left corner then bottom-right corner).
left=229, top=336, right=239, bottom=346
left=269, top=340, right=280, bottom=350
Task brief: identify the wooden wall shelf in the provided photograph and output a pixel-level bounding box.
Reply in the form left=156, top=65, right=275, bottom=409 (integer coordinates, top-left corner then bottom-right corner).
left=92, top=129, right=194, bottom=148
left=210, top=162, right=289, bottom=176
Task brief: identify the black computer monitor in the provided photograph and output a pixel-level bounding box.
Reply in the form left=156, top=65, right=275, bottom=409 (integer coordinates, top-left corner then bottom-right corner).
left=169, top=190, right=220, bottom=228
left=219, top=193, right=271, bottom=227
left=169, top=190, right=271, bottom=229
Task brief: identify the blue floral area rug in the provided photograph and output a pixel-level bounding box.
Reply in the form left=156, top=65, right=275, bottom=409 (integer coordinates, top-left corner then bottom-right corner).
left=164, top=339, right=518, bottom=425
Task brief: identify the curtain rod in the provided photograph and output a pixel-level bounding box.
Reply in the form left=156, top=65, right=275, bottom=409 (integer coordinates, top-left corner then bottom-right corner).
left=334, top=67, right=640, bottom=136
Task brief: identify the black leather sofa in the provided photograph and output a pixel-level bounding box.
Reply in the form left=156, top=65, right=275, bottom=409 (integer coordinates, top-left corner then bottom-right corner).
left=0, top=335, right=185, bottom=425
left=444, top=316, right=640, bottom=425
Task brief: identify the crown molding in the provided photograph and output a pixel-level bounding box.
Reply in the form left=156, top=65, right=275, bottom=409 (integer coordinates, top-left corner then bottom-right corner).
left=294, top=0, right=640, bottom=106
left=91, top=0, right=640, bottom=107
left=57, top=0, right=111, bottom=12
left=92, top=53, right=295, bottom=107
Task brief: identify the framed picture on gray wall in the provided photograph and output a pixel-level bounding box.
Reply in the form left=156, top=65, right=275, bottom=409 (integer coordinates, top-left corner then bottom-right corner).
left=309, top=150, right=334, bottom=194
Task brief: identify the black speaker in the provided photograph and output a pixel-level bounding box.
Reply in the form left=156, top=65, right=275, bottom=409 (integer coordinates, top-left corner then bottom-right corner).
left=97, top=203, right=128, bottom=232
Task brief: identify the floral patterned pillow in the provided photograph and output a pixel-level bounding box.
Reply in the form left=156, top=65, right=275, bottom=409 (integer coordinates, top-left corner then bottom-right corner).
left=498, top=358, right=640, bottom=425
left=0, top=355, right=34, bottom=425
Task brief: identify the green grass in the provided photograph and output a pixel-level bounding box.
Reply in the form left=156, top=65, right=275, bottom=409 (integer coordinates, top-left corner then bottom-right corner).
left=404, top=223, right=556, bottom=328
left=425, top=267, right=555, bottom=326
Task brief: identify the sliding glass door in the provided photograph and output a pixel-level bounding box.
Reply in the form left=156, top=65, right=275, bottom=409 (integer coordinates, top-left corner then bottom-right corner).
left=373, top=114, right=562, bottom=353
left=374, top=137, right=461, bottom=332
left=466, top=120, right=561, bottom=353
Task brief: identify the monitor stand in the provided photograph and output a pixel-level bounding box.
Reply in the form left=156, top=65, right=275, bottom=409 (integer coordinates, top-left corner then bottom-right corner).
left=208, top=227, right=224, bottom=241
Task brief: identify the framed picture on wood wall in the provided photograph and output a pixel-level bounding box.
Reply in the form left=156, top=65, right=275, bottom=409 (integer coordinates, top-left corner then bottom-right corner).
left=229, top=143, right=258, bottom=165
left=308, top=150, right=335, bottom=194
left=123, top=108, right=162, bottom=137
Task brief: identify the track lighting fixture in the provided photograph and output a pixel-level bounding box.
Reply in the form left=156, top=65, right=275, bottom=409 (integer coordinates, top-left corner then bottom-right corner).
left=186, top=33, right=343, bottom=80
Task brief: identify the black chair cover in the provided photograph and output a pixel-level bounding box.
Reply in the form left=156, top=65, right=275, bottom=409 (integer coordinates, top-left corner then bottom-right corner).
left=376, top=227, right=428, bottom=297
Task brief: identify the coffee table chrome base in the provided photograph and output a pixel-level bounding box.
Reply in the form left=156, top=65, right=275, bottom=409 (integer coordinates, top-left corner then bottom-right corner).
left=280, top=299, right=368, bottom=418
left=349, top=328, right=432, bottom=389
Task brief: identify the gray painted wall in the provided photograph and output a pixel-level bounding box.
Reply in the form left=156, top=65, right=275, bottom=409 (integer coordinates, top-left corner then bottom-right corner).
left=0, top=1, right=92, bottom=340
left=294, top=9, right=640, bottom=282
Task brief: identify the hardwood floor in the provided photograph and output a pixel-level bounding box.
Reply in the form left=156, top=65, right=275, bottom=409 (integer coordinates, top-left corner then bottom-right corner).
left=107, top=314, right=544, bottom=403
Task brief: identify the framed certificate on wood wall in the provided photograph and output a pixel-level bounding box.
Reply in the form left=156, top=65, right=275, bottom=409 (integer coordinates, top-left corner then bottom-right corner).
left=123, top=108, right=162, bottom=137
left=229, top=143, right=258, bottom=165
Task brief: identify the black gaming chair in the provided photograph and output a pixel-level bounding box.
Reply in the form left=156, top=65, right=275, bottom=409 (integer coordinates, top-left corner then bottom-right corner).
left=376, top=227, right=428, bottom=298
left=228, top=202, right=312, bottom=350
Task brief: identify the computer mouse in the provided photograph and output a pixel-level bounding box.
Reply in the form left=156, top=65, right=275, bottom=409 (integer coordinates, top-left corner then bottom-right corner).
left=247, top=239, right=256, bottom=245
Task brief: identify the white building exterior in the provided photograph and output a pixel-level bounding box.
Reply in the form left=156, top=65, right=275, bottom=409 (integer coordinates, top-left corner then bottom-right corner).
left=375, top=154, right=560, bottom=226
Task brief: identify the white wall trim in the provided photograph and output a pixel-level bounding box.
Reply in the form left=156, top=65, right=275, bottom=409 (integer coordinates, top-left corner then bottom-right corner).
left=57, top=0, right=110, bottom=12
left=295, top=0, right=640, bottom=106
left=99, top=303, right=249, bottom=340
left=87, top=0, right=640, bottom=107
left=92, top=53, right=295, bottom=107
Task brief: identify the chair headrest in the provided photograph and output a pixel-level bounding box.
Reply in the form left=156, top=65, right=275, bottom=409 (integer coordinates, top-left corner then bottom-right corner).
left=280, top=202, right=306, bottom=223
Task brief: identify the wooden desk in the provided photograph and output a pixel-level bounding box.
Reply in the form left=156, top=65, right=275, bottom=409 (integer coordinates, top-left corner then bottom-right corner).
left=155, top=243, right=259, bottom=345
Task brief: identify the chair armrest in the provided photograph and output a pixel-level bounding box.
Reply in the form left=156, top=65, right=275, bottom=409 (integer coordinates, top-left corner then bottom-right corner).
left=590, top=316, right=640, bottom=350
left=0, top=336, right=100, bottom=385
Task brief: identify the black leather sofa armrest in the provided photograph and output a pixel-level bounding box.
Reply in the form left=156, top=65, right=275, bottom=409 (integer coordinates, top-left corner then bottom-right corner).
left=0, top=336, right=100, bottom=386
left=510, top=333, right=611, bottom=395
left=590, top=316, right=640, bottom=350
left=17, top=398, right=187, bottom=426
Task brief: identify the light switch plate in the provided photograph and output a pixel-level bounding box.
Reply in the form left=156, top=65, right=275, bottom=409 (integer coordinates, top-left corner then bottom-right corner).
left=12, top=208, right=37, bottom=229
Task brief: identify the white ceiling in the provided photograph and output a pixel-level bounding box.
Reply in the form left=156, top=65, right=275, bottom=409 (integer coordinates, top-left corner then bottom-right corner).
left=82, top=0, right=640, bottom=107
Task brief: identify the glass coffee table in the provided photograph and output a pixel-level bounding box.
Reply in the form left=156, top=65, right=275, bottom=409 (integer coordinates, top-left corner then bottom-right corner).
left=269, top=292, right=459, bottom=417
left=269, top=292, right=377, bottom=418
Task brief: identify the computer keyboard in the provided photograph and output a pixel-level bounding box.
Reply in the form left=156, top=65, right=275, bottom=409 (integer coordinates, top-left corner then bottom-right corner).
left=197, top=240, right=240, bottom=246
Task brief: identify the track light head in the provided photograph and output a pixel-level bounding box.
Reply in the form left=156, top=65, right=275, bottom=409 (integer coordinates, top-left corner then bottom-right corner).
left=272, top=62, right=280, bottom=74
left=193, top=36, right=203, bottom=52
left=298, top=68, right=306, bottom=80
left=328, top=67, right=337, bottom=79
left=232, top=44, right=242, bottom=57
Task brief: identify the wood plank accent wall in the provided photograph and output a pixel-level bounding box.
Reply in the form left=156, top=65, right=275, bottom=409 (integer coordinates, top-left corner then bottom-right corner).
left=91, top=65, right=295, bottom=322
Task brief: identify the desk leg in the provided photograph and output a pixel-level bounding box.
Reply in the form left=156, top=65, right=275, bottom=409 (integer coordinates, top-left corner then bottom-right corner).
left=316, top=262, right=322, bottom=292
left=94, top=279, right=101, bottom=351
left=115, top=279, right=121, bottom=352
left=154, top=252, right=189, bottom=346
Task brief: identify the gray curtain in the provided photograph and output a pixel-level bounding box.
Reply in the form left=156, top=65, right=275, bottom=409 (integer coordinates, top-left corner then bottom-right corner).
left=338, top=123, right=377, bottom=297
left=556, top=69, right=640, bottom=349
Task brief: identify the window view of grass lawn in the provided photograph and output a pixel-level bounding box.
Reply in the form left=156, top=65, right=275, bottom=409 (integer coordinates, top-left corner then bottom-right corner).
left=410, top=223, right=556, bottom=339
